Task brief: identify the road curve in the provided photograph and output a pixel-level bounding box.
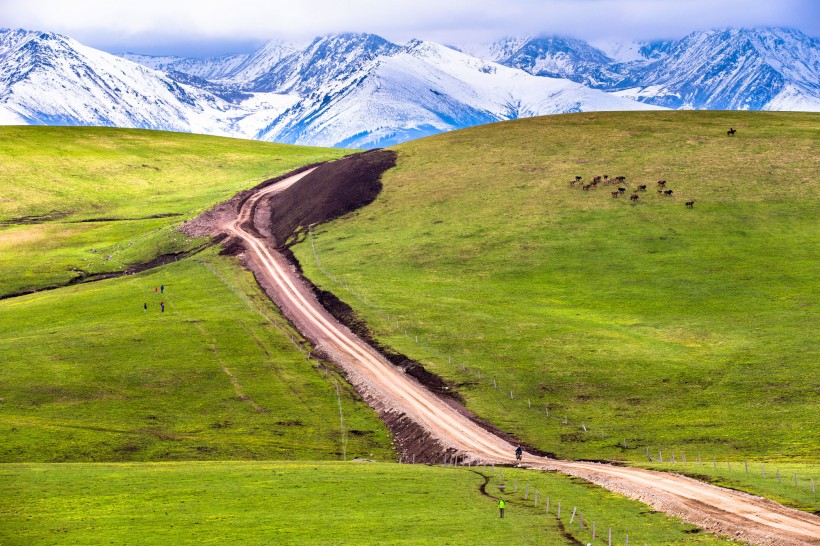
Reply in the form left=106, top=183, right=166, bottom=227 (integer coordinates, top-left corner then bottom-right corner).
left=225, top=169, right=820, bottom=546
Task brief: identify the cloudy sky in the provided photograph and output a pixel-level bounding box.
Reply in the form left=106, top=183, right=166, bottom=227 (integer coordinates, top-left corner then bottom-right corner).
left=1, top=0, right=817, bottom=56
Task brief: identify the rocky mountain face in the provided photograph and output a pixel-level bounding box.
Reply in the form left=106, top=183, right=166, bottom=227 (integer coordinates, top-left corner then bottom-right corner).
left=490, top=27, right=820, bottom=110
left=1, top=26, right=816, bottom=147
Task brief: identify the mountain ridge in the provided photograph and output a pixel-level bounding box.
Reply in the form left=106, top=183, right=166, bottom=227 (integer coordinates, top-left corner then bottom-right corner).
left=0, top=26, right=817, bottom=148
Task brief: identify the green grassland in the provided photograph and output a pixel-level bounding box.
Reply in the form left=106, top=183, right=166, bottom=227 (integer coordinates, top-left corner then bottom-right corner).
left=0, top=126, right=348, bottom=296
left=0, top=247, right=394, bottom=462
left=291, top=112, right=820, bottom=472
left=0, top=127, right=391, bottom=464
left=0, top=461, right=736, bottom=545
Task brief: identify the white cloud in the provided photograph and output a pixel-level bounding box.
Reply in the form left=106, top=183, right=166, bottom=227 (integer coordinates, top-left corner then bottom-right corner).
left=0, top=0, right=816, bottom=55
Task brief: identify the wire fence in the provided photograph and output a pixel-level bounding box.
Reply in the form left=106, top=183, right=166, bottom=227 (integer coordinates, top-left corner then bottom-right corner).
left=307, top=227, right=818, bottom=496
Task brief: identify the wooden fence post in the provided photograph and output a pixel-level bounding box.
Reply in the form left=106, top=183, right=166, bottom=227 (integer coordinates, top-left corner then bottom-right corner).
left=608, top=528, right=612, bottom=546
left=569, top=507, right=576, bottom=525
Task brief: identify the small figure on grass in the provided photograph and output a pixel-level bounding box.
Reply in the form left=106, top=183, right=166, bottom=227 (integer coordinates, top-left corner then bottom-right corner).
left=498, top=498, right=506, bottom=518
left=143, top=302, right=147, bottom=313
left=160, top=302, right=165, bottom=313
left=160, top=284, right=165, bottom=294
left=515, top=445, right=523, bottom=461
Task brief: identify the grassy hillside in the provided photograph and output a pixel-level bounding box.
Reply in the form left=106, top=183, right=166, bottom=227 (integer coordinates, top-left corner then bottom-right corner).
left=0, top=127, right=393, bottom=463
left=0, top=247, right=394, bottom=462
left=0, top=126, right=348, bottom=296
left=292, top=111, right=819, bottom=468
left=0, top=461, right=734, bottom=545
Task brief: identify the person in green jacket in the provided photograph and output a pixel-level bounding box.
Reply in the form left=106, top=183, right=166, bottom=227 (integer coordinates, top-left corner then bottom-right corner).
left=498, top=498, right=506, bottom=518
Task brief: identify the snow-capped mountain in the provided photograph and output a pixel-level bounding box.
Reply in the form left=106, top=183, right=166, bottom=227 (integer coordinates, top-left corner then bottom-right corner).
left=122, top=40, right=302, bottom=83
left=612, top=27, right=820, bottom=110
left=485, top=27, right=820, bottom=110
left=489, top=36, right=619, bottom=86
left=1, top=26, right=817, bottom=148
left=121, top=52, right=249, bottom=81
left=254, top=38, right=662, bottom=148
left=0, top=28, right=246, bottom=134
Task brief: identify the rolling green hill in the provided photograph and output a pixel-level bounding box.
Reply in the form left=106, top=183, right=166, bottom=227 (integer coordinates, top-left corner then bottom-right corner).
left=0, top=127, right=393, bottom=463
left=0, top=126, right=348, bottom=297
left=292, top=111, right=819, bottom=470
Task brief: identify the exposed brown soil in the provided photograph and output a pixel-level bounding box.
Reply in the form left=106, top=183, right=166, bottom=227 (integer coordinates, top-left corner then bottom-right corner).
left=263, top=149, right=397, bottom=247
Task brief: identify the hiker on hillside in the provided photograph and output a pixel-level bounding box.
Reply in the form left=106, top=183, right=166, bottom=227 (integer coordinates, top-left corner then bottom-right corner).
left=515, top=445, right=523, bottom=461
left=498, top=498, right=506, bottom=518
left=160, top=284, right=164, bottom=293
left=143, top=302, right=147, bottom=313
left=154, top=287, right=158, bottom=294
left=160, top=302, right=165, bottom=313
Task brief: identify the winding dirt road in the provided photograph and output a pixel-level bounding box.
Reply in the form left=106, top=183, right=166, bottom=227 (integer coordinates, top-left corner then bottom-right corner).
left=225, top=169, right=820, bottom=546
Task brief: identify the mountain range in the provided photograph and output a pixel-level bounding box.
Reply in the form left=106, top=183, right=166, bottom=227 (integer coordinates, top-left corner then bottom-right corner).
left=1, top=26, right=817, bottom=147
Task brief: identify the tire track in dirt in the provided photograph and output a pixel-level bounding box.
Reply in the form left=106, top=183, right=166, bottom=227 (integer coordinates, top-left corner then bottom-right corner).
left=220, top=166, right=820, bottom=546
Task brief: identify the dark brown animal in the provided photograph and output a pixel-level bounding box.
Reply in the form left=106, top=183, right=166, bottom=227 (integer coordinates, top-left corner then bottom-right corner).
left=593, top=176, right=602, bottom=183
left=618, top=187, right=626, bottom=194
left=657, top=180, right=667, bottom=187
left=630, top=193, right=639, bottom=202
left=575, top=176, right=582, bottom=181
left=686, top=200, right=695, bottom=208
left=616, top=176, right=626, bottom=182
left=582, top=184, right=591, bottom=191
left=637, top=184, right=647, bottom=191
left=727, top=128, right=736, bottom=136
left=570, top=179, right=577, bottom=187
left=664, top=190, right=674, bottom=196
left=603, top=174, right=609, bottom=180
left=611, top=191, right=619, bottom=198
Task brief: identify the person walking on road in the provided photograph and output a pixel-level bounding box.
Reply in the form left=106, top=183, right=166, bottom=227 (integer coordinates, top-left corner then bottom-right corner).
left=515, top=445, right=523, bottom=461
left=498, top=498, right=506, bottom=518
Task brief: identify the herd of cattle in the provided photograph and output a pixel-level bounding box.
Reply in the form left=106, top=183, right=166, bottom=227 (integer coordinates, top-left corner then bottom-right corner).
left=569, top=175, right=695, bottom=208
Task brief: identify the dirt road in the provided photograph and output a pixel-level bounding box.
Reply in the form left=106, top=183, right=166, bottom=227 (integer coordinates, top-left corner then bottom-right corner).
left=225, top=169, right=820, bottom=546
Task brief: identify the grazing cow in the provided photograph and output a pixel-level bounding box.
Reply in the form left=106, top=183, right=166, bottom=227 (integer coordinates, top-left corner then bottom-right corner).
left=618, top=187, right=626, bottom=194
left=664, top=190, right=674, bottom=196
left=630, top=193, right=639, bottom=202
left=686, top=200, right=695, bottom=208
left=593, top=176, right=602, bottom=183
left=611, top=191, right=619, bottom=198
left=657, top=180, right=667, bottom=187
left=575, top=176, right=582, bottom=181
left=603, top=174, right=609, bottom=180
left=637, top=184, right=647, bottom=191
left=616, top=176, right=626, bottom=182
left=582, top=184, right=591, bottom=191
left=727, top=128, right=736, bottom=136
left=570, top=179, right=577, bottom=187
